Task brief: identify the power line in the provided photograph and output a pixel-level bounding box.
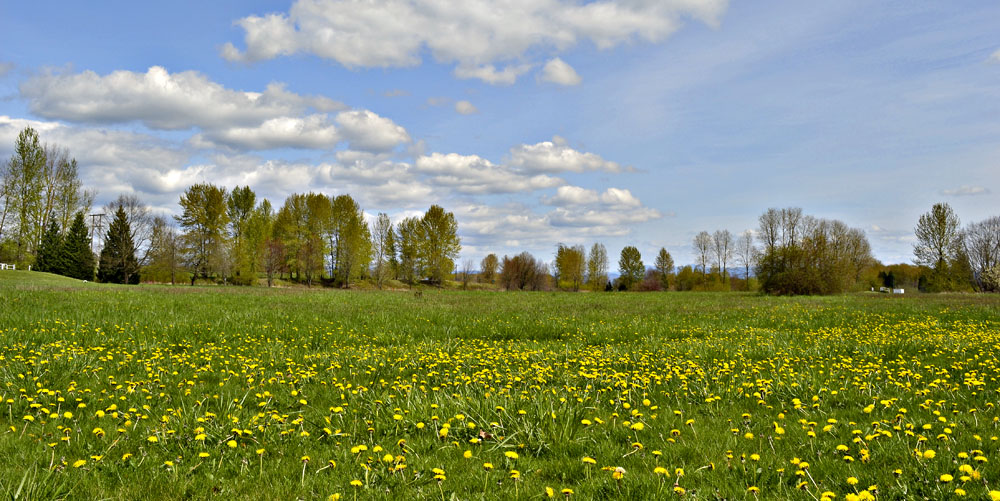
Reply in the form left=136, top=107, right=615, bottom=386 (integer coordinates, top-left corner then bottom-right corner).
left=88, top=213, right=105, bottom=253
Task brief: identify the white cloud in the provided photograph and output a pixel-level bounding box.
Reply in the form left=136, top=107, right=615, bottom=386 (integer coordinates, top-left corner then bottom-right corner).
left=990, top=49, right=1000, bottom=63
left=453, top=64, right=532, bottom=85
left=599, top=187, right=641, bottom=207
left=455, top=195, right=661, bottom=253
left=222, top=0, right=728, bottom=84
left=21, top=66, right=412, bottom=153
left=0, top=115, right=198, bottom=211
left=455, top=100, right=479, bottom=115
left=192, top=114, right=340, bottom=150
left=539, top=57, right=581, bottom=86
left=941, top=185, right=990, bottom=196
left=21, top=66, right=343, bottom=130
left=334, top=110, right=411, bottom=152
left=189, top=109, right=411, bottom=152
left=546, top=206, right=660, bottom=228
left=415, top=152, right=563, bottom=194
left=546, top=185, right=600, bottom=205
left=509, top=136, right=626, bottom=173
left=545, top=185, right=642, bottom=209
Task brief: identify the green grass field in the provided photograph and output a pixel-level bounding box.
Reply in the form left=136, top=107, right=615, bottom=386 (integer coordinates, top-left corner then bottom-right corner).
left=1, top=271, right=999, bottom=500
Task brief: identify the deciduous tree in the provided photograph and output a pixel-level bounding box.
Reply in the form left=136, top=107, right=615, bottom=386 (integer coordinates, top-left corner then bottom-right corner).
left=420, top=205, right=461, bottom=285
left=653, top=247, right=674, bottom=290
left=586, top=243, right=608, bottom=291
left=176, top=184, right=229, bottom=284
left=480, top=253, right=499, bottom=284
left=371, top=212, right=393, bottom=289
left=712, top=229, right=732, bottom=282
left=554, top=244, right=586, bottom=291
left=618, top=246, right=644, bottom=291
left=693, top=231, right=712, bottom=278
left=735, top=230, right=756, bottom=289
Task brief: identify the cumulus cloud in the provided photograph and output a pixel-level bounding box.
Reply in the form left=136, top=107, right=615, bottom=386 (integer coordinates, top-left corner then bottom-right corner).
left=20, top=66, right=411, bottom=153
left=222, top=0, right=728, bottom=84
left=0, top=115, right=193, bottom=208
left=544, top=186, right=642, bottom=209
left=415, top=152, right=562, bottom=194
left=334, top=110, right=411, bottom=152
left=509, top=136, right=626, bottom=173
left=21, top=66, right=343, bottom=130
left=941, top=185, right=990, bottom=197
left=454, top=100, right=478, bottom=115
left=539, top=57, right=581, bottom=86
left=192, top=114, right=340, bottom=150
left=453, top=64, right=532, bottom=85
left=546, top=206, right=660, bottom=228
left=455, top=196, right=661, bottom=252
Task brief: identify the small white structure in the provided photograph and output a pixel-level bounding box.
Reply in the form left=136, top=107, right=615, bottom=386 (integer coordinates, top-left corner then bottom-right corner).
left=892, top=288, right=904, bottom=294
left=0, top=263, right=14, bottom=270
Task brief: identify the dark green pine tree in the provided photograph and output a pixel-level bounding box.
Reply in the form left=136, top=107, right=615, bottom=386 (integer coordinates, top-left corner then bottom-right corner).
left=64, top=211, right=95, bottom=280
left=97, top=206, right=140, bottom=284
left=35, top=219, right=68, bottom=275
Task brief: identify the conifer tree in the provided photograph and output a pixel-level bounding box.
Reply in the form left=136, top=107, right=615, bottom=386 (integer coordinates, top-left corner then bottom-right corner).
left=64, top=211, right=95, bottom=280
left=35, top=219, right=66, bottom=275
left=98, top=206, right=140, bottom=284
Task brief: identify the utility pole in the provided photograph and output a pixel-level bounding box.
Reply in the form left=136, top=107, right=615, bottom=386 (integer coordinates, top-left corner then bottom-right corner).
left=88, top=213, right=105, bottom=253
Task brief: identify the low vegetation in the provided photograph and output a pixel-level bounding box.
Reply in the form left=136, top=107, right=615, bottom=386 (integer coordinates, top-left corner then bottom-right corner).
left=1, top=272, right=999, bottom=499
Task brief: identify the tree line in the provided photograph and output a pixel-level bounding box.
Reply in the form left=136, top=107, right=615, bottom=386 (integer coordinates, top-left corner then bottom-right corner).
left=0, top=127, right=94, bottom=267
left=141, top=184, right=461, bottom=288
left=4, top=127, right=1000, bottom=295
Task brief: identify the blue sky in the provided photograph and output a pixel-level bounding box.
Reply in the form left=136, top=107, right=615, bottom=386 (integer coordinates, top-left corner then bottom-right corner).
left=1, top=0, right=998, bottom=267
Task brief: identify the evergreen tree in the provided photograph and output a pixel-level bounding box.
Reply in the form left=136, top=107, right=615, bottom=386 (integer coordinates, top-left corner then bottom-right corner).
left=35, top=219, right=67, bottom=274
left=64, top=211, right=95, bottom=280
left=98, top=206, right=140, bottom=284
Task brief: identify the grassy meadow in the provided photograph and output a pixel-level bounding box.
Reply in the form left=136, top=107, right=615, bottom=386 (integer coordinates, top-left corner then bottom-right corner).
left=1, top=271, right=1000, bottom=500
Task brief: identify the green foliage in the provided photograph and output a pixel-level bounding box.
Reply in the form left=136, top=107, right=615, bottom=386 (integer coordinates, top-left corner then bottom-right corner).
left=396, top=217, right=422, bottom=285
left=554, top=244, right=586, bottom=290
left=756, top=208, right=873, bottom=295
left=479, top=253, right=498, bottom=284
left=144, top=217, right=182, bottom=285
left=176, top=183, right=229, bottom=281
left=419, top=205, right=460, bottom=284
left=6, top=127, right=46, bottom=266
left=34, top=219, right=66, bottom=275
left=586, top=243, right=608, bottom=291
left=329, top=194, right=371, bottom=287
left=227, top=186, right=257, bottom=284
left=654, top=247, right=674, bottom=290
left=97, top=206, right=139, bottom=284
left=913, top=202, right=961, bottom=270
left=63, top=211, right=95, bottom=281
left=617, top=245, right=644, bottom=290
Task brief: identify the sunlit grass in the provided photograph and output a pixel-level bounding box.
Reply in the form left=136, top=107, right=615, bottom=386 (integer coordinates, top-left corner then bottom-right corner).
left=1, top=271, right=999, bottom=499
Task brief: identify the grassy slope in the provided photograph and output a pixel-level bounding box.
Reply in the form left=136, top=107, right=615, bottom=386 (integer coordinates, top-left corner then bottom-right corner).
left=0, top=272, right=999, bottom=499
